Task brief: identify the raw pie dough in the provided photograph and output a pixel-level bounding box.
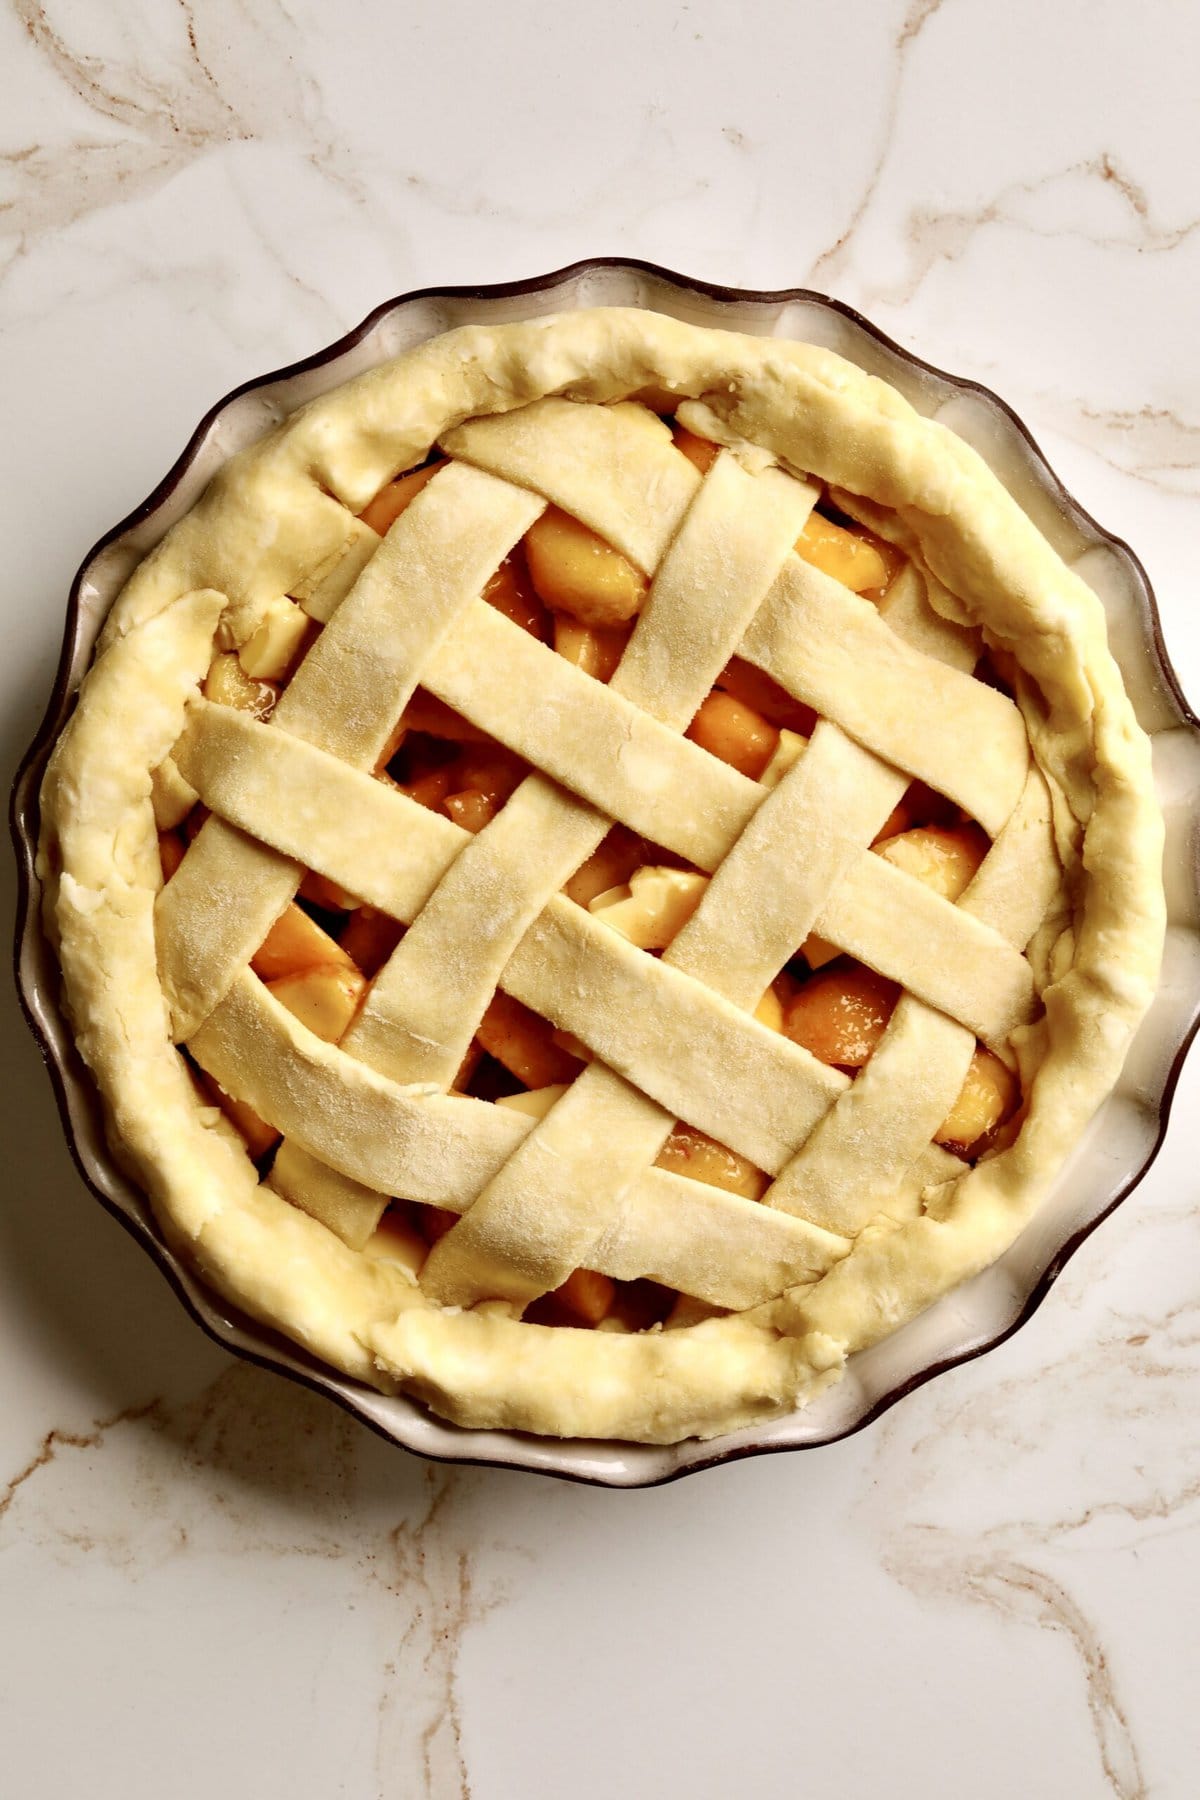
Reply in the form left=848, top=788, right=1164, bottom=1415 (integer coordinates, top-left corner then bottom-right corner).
left=38, top=309, right=1166, bottom=1444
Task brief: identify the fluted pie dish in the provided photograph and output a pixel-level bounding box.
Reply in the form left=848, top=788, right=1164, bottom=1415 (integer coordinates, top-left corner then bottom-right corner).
left=15, top=266, right=1196, bottom=1483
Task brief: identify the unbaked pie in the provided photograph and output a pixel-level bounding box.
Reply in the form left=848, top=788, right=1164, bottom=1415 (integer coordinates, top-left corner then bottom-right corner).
left=37, top=309, right=1166, bottom=1443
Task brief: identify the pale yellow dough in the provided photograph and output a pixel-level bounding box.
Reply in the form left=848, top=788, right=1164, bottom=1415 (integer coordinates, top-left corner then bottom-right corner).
left=38, top=309, right=1165, bottom=1444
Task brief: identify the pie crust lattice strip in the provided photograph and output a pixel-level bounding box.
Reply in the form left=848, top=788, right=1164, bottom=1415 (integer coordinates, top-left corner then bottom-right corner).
left=38, top=310, right=1166, bottom=1444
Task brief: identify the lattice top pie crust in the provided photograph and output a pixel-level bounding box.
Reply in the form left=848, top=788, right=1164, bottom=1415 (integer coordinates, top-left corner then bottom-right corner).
left=38, top=310, right=1165, bottom=1443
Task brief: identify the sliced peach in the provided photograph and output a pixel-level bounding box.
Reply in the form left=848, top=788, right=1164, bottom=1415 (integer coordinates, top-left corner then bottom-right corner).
left=359, top=459, right=445, bottom=536
left=873, top=794, right=920, bottom=844
left=874, top=822, right=989, bottom=902
left=553, top=615, right=632, bottom=683
left=238, top=597, right=311, bottom=682
left=783, top=963, right=898, bottom=1068
left=495, top=1083, right=570, bottom=1122
left=158, top=831, right=186, bottom=883
left=672, top=425, right=720, bottom=474
left=476, top=991, right=583, bottom=1089
left=795, top=512, right=894, bottom=593
left=482, top=554, right=551, bottom=640
left=715, top=658, right=817, bottom=733
left=686, top=691, right=779, bottom=779
left=867, top=532, right=903, bottom=587
left=656, top=1123, right=768, bottom=1201
left=935, top=1048, right=1018, bottom=1153
left=443, top=788, right=498, bottom=834
left=754, top=984, right=785, bottom=1033
left=589, top=867, right=708, bottom=951
left=204, top=652, right=277, bottom=721
left=268, top=963, right=367, bottom=1044
left=200, top=1071, right=279, bottom=1160
left=251, top=903, right=354, bottom=982
left=549, top=1268, right=616, bottom=1326
left=563, top=825, right=653, bottom=908
left=299, top=870, right=362, bottom=912
left=339, top=905, right=404, bottom=977
left=524, top=505, right=648, bottom=627
left=397, top=688, right=494, bottom=744
left=871, top=780, right=956, bottom=844
left=451, top=748, right=526, bottom=809
left=398, top=765, right=457, bottom=811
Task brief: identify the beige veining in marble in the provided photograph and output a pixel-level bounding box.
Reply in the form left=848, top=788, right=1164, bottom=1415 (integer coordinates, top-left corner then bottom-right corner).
left=863, top=1197, right=1200, bottom=1800
left=3, top=0, right=362, bottom=289
left=1040, top=401, right=1200, bottom=498
left=809, top=0, right=949, bottom=287
left=2, top=1, right=1199, bottom=1795
left=841, top=154, right=1200, bottom=318
left=0, top=1365, right=500, bottom=1798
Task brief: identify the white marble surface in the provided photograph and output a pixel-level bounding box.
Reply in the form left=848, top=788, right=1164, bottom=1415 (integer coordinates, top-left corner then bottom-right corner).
left=2, top=2, right=1198, bottom=1794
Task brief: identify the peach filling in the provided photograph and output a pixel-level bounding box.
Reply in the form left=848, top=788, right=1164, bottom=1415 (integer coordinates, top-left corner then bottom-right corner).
left=161, top=413, right=1022, bottom=1332
left=672, top=422, right=901, bottom=594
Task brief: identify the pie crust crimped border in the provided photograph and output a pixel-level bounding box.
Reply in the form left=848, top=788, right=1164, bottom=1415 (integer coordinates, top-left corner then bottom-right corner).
left=37, top=310, right=1165, bottom=1443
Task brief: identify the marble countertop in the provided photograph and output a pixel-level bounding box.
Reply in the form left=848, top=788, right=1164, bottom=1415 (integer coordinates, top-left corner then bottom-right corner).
left=2, top=3, right=1198, bottom=1795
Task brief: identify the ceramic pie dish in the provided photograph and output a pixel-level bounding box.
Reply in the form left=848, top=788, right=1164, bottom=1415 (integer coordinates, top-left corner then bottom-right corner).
left=12, top=261, right=1200, bottom=1485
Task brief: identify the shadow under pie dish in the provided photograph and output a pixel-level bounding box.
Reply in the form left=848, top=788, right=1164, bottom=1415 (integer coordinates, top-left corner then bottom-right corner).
left=28, top=299, right=1170, bottom=1456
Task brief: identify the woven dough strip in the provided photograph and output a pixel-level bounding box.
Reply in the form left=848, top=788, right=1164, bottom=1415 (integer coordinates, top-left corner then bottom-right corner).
left=168, top=431, right=1037, bottom=1311
left=189, top=970, right=847, bottom=1312
left=36, top=309, right=1165, bottom=1443
left=169, top=426, right=1043, bottom=1296
left=157, top=462, right=544, bottom=1039
left=350, top=450, right=812, bottom=1092
left=422, top=522, right=1034, bottom=1306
